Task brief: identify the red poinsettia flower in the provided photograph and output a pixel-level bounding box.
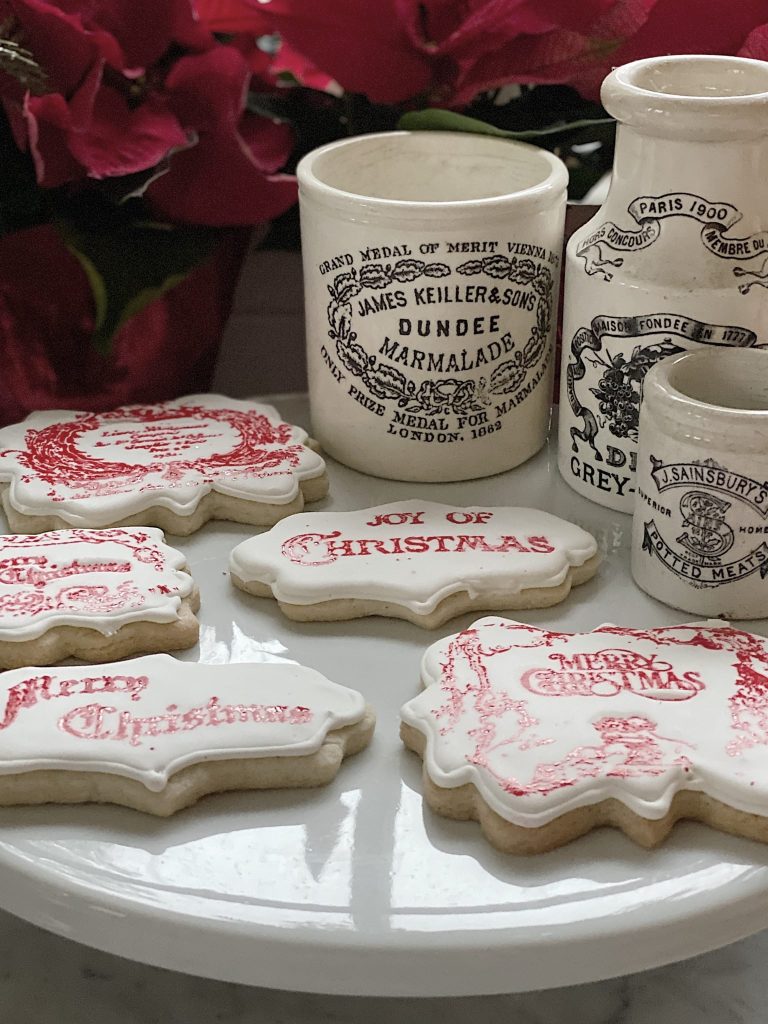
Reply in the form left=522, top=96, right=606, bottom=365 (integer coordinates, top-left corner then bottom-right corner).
left=740, top=23, right=768, bottom=61
left=194, top=0, right=339, bottom=92
left=431, top=0, right=657, bottom=104
left=195, top=0, right=768, bottom=108
left=608, top=0, right=768, bottom=66
left=145, top=45, right=297, bottom=225
left=567, top=0, right=768, bottom=97
left=192, top=0, right=272, bottom=34
left=1, top=0, right=201, bottom=185
left=0, top=0, right=297, bottom=224
left=0, top=223, right=247, bottom=424
left=217, top=0, right=622, bottom=106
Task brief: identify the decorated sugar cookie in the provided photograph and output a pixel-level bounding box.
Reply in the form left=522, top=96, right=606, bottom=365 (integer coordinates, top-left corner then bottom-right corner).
left=0, top=655, right=375, bottom=815
left=0, top=395, right=328, bottom=535
left=229, top=500, right=600, bottom=628
left=401, top=617, right=768, bottom=852
left=0, top=528, right=199, bottom=668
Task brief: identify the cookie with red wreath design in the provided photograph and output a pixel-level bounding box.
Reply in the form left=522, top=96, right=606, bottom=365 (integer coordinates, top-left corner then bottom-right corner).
left=0, top=527, right=199, bottom=668
left=0, top=655, right=374, bottom=815
left=401, top=617, right=768, bottom=853
left=0, top=395, right=328, bottom=535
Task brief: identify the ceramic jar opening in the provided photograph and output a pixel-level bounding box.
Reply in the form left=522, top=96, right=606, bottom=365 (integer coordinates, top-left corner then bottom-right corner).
left=631, top=348, right=768, bottom=620
left=298, top=131, right=567, bottom=482
left=645, top=347, right=768, bottom=448
left=602, top=55, right=768, bottom=140
left=299, top=130, right=566, bottom=220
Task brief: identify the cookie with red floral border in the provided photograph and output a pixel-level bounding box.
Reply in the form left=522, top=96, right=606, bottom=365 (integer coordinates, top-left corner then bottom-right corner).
left=0, top=527, right=199, bottom=668
left=0, top=394, right=328, bottom=535
left=401, top=616, right=768, bottom=853
left=229, top=500, right=599, bottom=628
left=0, top=655, right=375, bottom=815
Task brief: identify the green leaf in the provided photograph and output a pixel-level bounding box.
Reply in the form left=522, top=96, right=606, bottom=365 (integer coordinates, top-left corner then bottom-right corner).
left=398, top=107, right=614, bottom=141
left=57, top=213, right=220, bottom=352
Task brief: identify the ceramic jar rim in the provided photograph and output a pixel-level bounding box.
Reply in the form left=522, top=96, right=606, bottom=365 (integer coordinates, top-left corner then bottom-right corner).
left=642, top=349, right=768, bottom=452
left=297, top=130, right=568, bottom=226
left=602, top=55, right=768, bottom=141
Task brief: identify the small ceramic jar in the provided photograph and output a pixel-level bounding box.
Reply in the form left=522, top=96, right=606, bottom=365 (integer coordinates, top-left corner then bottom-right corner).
left=298, top=131, right=567, bottom=482
left=631, top=348, right=768, bottom=619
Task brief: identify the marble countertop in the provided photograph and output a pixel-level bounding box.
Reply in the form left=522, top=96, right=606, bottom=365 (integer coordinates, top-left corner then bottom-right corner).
left=1, top=908, right=765, bottom=1023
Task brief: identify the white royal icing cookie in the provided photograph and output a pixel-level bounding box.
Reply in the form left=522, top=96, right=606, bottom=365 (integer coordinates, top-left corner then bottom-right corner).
left=229, top=500, right=599, bottom=627
left=0, top=655, right=374, bottom=814
left=0, top=527, right=198, bottom=666
left=401, top=617, right=768, bottom=847
left=0, top=394, right=327, bottom=533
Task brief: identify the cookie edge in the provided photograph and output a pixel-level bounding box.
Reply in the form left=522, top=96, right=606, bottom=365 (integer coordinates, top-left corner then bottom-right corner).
left=400, top=721, right=768, bottom=853
left=0, top=585, right=201, bottom=668
left=0, top=462, right=329, bottom=536
left=231, top=552, right=601, bottom=629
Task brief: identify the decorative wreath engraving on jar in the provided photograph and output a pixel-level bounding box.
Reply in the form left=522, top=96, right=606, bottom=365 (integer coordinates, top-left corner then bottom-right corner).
left=320, top=250, right=556, bottom=442
left=638, top=456, right=768, bottom=588
left=563, top=314, right=759, bottom=503
left=575, top=192, right=768, bottom=288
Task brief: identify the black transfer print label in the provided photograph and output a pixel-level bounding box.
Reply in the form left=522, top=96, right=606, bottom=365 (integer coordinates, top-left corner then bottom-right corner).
left=317, top=238, right=559, bottom=447
left=564, top=312, right=760, bottom=502
left=638, top=457, right=768, bottom=587
left=576, top=193, right=768, bottom=290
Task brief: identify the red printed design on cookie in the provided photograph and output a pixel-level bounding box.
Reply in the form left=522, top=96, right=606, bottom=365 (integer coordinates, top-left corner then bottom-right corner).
left=0, top=528, right=192, bottom=641
left=0, top=394, right=326, bottom=528
left=401, top=617, right=768, bottom=822
left=230, top=500, right=598, bottom=620
left=0, top=655, right=368, bottom=792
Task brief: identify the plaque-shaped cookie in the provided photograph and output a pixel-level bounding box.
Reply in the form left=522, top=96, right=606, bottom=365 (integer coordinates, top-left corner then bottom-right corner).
left=0, top=655, right=375, bottom=815
left=230, top=500, right=599, bottom=628
left=0, top=527, right=198, bottom=667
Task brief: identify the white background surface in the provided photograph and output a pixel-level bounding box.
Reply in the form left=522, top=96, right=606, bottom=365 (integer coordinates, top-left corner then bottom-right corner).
left=0, top=396, right=767, bottom=1008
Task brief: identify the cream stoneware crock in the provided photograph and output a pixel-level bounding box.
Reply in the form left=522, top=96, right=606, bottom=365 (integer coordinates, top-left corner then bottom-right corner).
left=298, top=131, right=567, bottom=482
left=631, top=347, right=768, bottom=619
left=559, top=55, right=768, bottom=513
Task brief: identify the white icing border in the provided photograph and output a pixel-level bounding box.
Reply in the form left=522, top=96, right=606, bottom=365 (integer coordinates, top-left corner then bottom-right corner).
left=0, top=528, right=193, bottom=641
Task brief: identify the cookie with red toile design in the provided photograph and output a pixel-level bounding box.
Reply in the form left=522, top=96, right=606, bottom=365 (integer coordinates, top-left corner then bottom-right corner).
left=401, top=616, right=768, bottom=853
left=0, top=527, right=199, bottom=668
left=0, top=395, right=328, bottom=535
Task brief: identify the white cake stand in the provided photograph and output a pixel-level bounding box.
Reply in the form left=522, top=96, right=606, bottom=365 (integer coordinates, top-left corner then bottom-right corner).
left=0, top=397, right=766, bottom=997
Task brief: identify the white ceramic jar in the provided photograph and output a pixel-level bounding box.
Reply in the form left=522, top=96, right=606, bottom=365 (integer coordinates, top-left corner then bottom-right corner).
left=298, top=131, right=567, bottom=482
left=558, top=55, right=768, bottom=513
left=632, top=347, right=768, bottom=619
